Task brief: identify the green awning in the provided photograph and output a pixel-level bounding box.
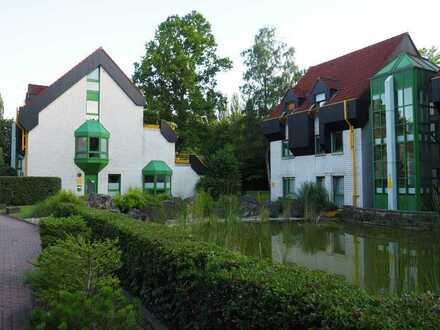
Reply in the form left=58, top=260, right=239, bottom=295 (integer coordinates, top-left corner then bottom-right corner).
left=142, top=160, right=172, bottom=176
left=74, top=120, right=110, bottom=138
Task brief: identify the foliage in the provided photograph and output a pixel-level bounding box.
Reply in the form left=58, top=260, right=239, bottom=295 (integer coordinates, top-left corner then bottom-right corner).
left=33, top=190, right=85, bottom=217
left=419, top=46, right=440, bottom=65
left=39, top=216, right=91, bottom=248
left=0, top=176, right=61, bottom=205
left=297, top=182, right=330, bottom=220
left=77, top=208, right=440, bottom=330
left=240, top=27, right=303, bottom=117
left=133, top=11, right=232, bottom=150
left=0, top=92, right=4, bottom=119
left=196, top=144, right=241, bottom=198
left=27, top=237, right=139, bottom=330
left=0, top=118, right=13, bottom=173
left=113, top=188, right=169, bottom=213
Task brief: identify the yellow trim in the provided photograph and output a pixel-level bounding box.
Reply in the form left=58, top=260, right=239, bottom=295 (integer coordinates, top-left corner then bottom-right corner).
left=143, top=124, right=160, bottom=129
left=343, top=100, right=358, bottom=207
left=175, top=158, right=190, bottom=164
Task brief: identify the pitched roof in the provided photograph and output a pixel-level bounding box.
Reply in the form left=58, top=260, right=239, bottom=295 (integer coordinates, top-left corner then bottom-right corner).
left=19, top=48, right=146, bottom=130
left=374, top=52, right=438, bottom=78
left=269, top=33, right=412, bottom=118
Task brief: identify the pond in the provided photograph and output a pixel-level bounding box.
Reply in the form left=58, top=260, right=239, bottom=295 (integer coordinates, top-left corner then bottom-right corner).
left=193, top=220, right=440, bottom=295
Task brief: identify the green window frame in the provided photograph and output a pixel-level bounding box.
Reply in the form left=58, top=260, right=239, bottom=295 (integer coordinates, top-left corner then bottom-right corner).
left=108, top=174, right=121, bottom=196
left=315, top=135, right=325, bottom=155
left=371, top=86, right=387, bottom=194
left=331, top=131, right=343, bottom=153
left=86, top=67, right=100, bottom=120
left=281, top=140, right=294, bottom=158
left=282, top=177, right=295, bottom=197
left=316, top=176, right=325, bottom=188
left=75, top=136, right=109, bottom=160
left=333, top=176, right=344, bottom=208
left=143, top=175, right=172, bottom=195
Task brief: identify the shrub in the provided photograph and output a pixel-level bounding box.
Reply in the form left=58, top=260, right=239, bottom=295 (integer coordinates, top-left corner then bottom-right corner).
left=0, top=176, right=61, bottom=205
left=27, top=237, right=138, bottom=330
left=297, top=182, right=330, bottom=220
left=80, top=208, right=440, bottom=329
left=113, top=188, right=146, bottom=212
left=33, top=190, right=84, bottom=218
left=196, top=144, right=241, bottom=198
left=39, top=216, right=91, bottom=249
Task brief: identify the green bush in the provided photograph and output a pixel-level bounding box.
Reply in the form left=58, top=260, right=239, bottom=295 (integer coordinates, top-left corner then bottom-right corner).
left=196, top=144, right=241, bottom=198
left=27, top=237, right=139, bottom=330
left=80, top=208, right=440, bottom=329
left=297, top=182, right=330, bottom=220
left=33, top=190, right=85, bottom=218
left=0, top=176, right=61, bottom=205
left=39, top=216, right=91, bottom=249
left=113, top=188, right=146, bottom=212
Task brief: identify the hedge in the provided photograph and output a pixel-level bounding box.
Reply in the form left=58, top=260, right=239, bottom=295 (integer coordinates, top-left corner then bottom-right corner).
left=39, top=216, right=91, bottom=249
left=0, top=176, right=61, bottom=205
left=78, top=209, right=440, bottom=329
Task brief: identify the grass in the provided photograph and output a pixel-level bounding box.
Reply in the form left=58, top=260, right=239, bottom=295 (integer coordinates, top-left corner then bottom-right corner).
left=11, top=205, right=37, bottom=219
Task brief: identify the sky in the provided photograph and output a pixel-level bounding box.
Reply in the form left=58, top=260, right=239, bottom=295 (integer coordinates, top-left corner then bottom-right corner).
left=1, top=0, right=439, bottom=119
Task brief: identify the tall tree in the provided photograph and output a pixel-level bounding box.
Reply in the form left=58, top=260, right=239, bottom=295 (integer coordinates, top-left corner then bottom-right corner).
left=240, top=27, right=302, bottom=117
left=0, top=92, right=4, bottom=119
left=133, top=11, right=232, bottom=150
left=419, top=46, right=440, bottom=65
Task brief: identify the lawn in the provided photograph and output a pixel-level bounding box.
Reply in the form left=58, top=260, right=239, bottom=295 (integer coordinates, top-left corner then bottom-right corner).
left=11, top=205, right=37, bottom=219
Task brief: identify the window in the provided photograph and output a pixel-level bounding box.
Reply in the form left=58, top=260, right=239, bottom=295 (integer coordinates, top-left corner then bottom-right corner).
left=331, top=131, right=343, bottom=153
left=315, top=93, right=326, bottom=107
left=89, top=137, right=100, bottom=158
left=333, top=176, right=344, bottom=208
left=316, top=176, right=325, bottom=188
left=86, top=67, right=100, bottom=120
left=281, top=140, right=293, bottom=158
left=143, top=175, right=171, bottom=195
left=315, top=135, right=325, bottom=155
left=283, top=177, right=295, bottom=197
left=108, top=174, right=121, bottom=196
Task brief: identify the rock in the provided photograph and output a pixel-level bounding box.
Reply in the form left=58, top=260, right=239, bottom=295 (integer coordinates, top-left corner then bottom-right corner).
left=140, top=205, right=163, bottom=222
left=88, top=193, right=113, bottom=209
left=261, top=201, right=281, bottom=218
left=128, top=208, right=143, bottom=220
left=240, top=195, right=260, bottom=218
left=160, top=198, right=184, bottom=219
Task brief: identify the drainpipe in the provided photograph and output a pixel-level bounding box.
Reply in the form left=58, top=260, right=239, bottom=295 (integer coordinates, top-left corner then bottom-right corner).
left=15, top=110, right=28, bottom=176
left=343, top=100, right=358, bottom=207
left=384, top=75, right=397, bottom=210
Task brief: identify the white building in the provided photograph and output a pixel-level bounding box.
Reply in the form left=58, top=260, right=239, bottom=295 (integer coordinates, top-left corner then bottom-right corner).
left=15, top=48, right=204, bottom=198
left=262, top=33, right=438, bottom=210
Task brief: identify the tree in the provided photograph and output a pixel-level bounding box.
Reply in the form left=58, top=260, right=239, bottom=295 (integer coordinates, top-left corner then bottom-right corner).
left=0, top=118, right=12, bottom=167
left=0, top=92, right=4, bottom=119
left=133, top=11, right=232, bottom=150
left=419, top=46, right=440, bottom=65
left=240, top=27, right=302, bottom=117
left=197, top=144, right=241, bottom=198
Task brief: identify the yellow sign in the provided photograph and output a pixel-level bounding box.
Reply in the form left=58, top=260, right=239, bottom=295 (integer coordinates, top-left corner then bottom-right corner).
left=387, top=176, right=393, bottom=189
left=76, top=175, right=83, bottom=186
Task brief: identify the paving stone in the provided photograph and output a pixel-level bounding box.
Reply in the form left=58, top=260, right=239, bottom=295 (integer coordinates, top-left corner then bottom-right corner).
left=0, top=215, right=41, bottom=329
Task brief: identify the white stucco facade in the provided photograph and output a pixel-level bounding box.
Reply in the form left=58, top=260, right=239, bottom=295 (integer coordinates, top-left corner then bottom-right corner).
left=270, top=118, right=369, bottom=207
left=25, top=65, right=200, bottom=198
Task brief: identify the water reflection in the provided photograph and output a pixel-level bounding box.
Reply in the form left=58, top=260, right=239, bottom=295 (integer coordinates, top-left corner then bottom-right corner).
left=195, top=221, right=440, bottom=295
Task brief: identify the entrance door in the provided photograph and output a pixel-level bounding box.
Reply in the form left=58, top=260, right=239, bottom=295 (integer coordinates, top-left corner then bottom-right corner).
left=85, top=175, right=98, bottom=194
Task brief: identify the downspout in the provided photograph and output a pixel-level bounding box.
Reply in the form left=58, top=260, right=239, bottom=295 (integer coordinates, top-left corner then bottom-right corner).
left=15, top=109, right=28, bottom=176
left=343, top=100, right=358, bottom=207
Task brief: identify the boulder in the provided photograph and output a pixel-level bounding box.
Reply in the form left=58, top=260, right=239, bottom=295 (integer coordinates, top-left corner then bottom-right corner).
left=240, top=195, right=260, bottom=218
left=88, top=193, right=113, bottom=209
left=261, top=201, right=281, bottom=218
left=161, top=198, right=184, bottom=219
left=127, top=208, right=143, bottom=220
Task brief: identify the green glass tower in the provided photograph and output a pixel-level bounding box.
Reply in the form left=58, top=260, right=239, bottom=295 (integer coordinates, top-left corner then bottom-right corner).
left=370, top=53, right=438, bottom=210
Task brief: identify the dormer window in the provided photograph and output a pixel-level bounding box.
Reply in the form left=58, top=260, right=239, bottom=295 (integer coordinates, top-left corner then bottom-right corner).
left=287, top=102, right=295, bottom=111
left=315, top=93, right=326, bottom=107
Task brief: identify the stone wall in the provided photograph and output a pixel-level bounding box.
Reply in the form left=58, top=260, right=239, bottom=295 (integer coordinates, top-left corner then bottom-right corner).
left=341, top=206, right=440, bottom=229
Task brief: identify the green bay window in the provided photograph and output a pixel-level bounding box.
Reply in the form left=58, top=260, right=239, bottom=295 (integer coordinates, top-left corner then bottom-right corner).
left=142, top=160, right=172, bottom=195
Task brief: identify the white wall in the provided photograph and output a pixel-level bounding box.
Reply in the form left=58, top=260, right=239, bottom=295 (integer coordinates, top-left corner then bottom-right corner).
left=26, top=66, right=200, bottom=197
left=270, top=124, right=366, bottom=207
left=173, top=164, right=200, bottom=198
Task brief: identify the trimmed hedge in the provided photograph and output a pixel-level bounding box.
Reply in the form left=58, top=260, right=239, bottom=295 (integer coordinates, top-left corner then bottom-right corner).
left=0, top=176, right=61, bottom=205
left=39, top=216, right=91, bottom=249
left=79, top=209, right=440, bottom=329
